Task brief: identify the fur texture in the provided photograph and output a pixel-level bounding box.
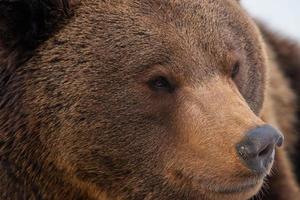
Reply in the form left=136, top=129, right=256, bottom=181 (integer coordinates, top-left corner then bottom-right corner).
left=0, top=1, right=299, bottom=200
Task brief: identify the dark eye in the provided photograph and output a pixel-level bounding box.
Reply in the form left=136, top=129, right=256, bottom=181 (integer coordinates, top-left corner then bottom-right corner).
left=148, top=76, right=174, bottom=92
left=231, top=62, right=240, bottom=78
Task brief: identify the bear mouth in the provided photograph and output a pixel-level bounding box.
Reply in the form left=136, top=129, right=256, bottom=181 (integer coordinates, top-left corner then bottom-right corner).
left=205, top=179, right=263, bottom=194
left=167, top=169, right=264, bottom=196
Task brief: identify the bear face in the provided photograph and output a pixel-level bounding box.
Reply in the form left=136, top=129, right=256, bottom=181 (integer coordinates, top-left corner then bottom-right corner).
left=0, top=0, right=284, bottom=200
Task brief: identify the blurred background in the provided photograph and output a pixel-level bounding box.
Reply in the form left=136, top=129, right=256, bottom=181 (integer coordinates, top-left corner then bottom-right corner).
left=242, top=0, right=300, bottom=42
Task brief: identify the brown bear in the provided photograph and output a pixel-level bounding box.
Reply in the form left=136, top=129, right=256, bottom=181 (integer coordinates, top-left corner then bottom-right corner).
left=0, top=0, right=299, bottom=200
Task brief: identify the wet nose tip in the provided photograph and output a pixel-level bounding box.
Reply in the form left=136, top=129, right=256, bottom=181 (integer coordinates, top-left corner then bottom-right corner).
left=236, top=125, right=284, bottom=174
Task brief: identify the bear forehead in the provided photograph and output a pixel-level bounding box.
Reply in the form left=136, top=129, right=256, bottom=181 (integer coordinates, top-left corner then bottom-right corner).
left=32, top=0, right=264, bottom=79
left=93, top=0, right=261, bottom=61
left=98, top=0, right=256, bottom=40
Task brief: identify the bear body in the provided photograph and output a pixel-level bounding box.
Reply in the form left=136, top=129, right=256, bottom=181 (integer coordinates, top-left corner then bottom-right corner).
left=0, top=1, right=299, bottom=200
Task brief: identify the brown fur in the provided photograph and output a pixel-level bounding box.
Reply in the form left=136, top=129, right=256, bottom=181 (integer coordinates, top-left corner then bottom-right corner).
left=259, top=24, right=300, bottom=178
left=0, top=1, right=299, bottom=200
left=256, top=44, right=300, bottom=199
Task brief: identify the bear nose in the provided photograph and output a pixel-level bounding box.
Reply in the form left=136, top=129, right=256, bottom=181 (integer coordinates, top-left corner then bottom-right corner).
left=236, top=125, right=284, bottom=175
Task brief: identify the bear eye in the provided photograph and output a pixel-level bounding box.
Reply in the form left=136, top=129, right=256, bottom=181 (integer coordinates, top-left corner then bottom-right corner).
left=148, top=76, right=174, bottom=92
left=231, top=62, right=240, bottom=78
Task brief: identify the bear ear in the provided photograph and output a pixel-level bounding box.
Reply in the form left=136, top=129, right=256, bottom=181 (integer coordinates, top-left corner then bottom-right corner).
left=0, top=0, right=73, bottom=52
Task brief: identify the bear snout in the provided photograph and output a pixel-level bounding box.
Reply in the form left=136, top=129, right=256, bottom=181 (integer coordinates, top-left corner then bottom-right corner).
left=236, top=125, right=284, bottom=175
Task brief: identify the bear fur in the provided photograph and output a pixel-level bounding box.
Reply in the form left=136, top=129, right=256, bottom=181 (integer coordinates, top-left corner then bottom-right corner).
left=0, top=0, right=300, bottom=200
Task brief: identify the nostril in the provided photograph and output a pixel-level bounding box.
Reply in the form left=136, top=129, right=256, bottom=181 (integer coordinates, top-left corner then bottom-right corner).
left=258, top=144, right=273, bottom=157
left=276, top=135, right=284, bottom=147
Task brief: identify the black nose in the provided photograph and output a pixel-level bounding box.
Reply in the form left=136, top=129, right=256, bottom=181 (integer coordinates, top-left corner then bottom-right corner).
left=236, top=125, right=284, bottom=175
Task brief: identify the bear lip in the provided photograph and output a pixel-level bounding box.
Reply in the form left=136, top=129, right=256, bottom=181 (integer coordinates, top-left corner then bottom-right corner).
left=204, top=178, right=263, bottom=194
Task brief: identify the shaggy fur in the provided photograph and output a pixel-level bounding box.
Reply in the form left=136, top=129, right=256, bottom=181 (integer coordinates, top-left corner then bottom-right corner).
left=259, top=25, right=300, bottom=172
left=0, top=0, right=299, bottom=200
